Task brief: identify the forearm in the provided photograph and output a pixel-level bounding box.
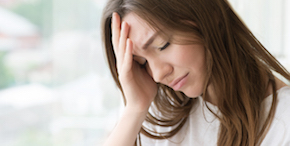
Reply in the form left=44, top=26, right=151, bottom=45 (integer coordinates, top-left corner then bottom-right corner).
left=103, top=107, right=148, bottom=146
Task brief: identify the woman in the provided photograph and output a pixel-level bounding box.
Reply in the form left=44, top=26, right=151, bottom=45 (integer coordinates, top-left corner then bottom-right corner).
left=101, top=0, right=290, bottom=145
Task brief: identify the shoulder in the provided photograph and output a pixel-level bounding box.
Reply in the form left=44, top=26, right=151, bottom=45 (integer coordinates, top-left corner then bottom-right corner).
left=262, top=86, right=290, bottom=146
left=274, top=86, right=290, bottom=119
left=263, top=86, right=290, bottom=118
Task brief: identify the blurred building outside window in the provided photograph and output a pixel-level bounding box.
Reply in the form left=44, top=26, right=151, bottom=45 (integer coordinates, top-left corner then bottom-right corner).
left=0, top=0, right=119, bottom=145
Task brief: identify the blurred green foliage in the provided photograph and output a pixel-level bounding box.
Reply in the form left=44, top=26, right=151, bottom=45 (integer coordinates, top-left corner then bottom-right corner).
left=10, top=0, right=53, bottom=37
left=15, top=128, right=52, bottom=146
left=0, top=51, right=15, bottom=89
left=0, top=0, right=53, bottom=89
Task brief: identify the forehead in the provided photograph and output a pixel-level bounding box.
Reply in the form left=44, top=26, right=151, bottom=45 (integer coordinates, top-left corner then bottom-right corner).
left=123, top=13, right=156, bottom=48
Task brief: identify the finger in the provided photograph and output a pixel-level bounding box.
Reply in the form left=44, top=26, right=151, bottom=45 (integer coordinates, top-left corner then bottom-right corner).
left=117, top=21, right=130, bottom=65
left=123, top=38, right=133, bottom=72
left=111, top=12, right=121, bottom=51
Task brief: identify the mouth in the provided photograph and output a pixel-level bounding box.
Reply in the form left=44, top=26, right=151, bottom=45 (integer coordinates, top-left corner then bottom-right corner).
left=168, top=73, right=189, bottom=90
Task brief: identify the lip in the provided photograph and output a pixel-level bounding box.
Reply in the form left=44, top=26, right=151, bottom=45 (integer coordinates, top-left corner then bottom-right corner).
left=168, top=73, right=189, bottom=90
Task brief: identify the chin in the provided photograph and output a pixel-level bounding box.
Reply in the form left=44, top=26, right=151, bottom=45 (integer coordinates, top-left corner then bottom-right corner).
left=183, top=91, right=203, bottom=98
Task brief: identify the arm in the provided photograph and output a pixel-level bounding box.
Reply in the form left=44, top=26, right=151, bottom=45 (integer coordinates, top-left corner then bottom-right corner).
left=103, top=107, right=147, bottom=146
left=103, top=12, right=157, bottom=146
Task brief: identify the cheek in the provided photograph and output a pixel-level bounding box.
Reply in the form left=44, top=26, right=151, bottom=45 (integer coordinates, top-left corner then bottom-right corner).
left=175, top=45, right=206, bottom=68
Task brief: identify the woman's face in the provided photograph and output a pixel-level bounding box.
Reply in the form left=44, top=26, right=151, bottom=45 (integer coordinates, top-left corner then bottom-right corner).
left=122, top=13, right=207, bottom=98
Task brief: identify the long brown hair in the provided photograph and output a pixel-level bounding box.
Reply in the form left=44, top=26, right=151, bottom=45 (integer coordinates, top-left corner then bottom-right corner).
left=101, top=0, right=290, bottom=145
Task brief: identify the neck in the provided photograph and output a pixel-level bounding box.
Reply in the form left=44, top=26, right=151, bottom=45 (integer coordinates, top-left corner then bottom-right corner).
left=265, top=77, right=288, bottom=97
left=205, top=83, right=218, bottom=105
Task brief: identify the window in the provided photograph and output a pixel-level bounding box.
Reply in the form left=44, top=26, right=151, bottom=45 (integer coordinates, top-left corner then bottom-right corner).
left=229, top=0, right=290, bottom=71
left=0, top=0, right=118, bottom=145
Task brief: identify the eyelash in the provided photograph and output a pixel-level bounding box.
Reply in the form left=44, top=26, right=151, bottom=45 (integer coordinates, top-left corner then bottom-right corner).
left=141, top=42, right=170, bottom=67
left=159, top=42, right=170, bottom=51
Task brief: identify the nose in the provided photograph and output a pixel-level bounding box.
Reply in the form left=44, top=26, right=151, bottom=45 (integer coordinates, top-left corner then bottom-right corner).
left=147, top=58, right=172, bottom=83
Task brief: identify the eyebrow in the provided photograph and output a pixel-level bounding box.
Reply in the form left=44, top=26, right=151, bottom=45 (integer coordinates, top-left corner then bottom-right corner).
left=142, top=33, right=158, bottom=50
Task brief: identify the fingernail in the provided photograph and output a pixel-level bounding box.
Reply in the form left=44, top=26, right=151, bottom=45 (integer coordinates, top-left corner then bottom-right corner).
left=112, top=12, right=114, bottom=21
left=121, top=21, right=126, bottom=28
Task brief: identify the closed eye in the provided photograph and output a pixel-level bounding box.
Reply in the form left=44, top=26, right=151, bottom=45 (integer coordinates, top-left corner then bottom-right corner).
left=141, top=60, right=147, bottom=68
left=133, top=55, right=147, bottom=68
left=159, top=42, right=170, bottom=51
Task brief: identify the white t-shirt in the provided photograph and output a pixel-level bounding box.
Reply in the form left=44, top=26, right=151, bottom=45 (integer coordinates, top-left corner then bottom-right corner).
left=140, top=86, right=290, bottom=146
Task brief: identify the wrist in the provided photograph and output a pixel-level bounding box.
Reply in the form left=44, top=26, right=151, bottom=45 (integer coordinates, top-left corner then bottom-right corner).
left=125, top=103, right=150, bottom=114
left=123, top=105, right=149, bottom=118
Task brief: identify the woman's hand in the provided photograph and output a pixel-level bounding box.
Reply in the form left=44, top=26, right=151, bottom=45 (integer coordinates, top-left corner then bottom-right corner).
left=111, top=12, right=158, bottom=112
left=103, top=12, right=157, bottom=146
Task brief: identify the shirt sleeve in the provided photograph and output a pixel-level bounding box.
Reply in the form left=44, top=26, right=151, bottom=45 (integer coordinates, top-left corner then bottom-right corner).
left=261, top=117, right=290, bottom=146
left=261, top=86, right=290, bottom=146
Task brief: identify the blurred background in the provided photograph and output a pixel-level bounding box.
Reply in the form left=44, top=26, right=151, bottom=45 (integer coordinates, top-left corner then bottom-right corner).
left=0, top=0, right=289, bottom=145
